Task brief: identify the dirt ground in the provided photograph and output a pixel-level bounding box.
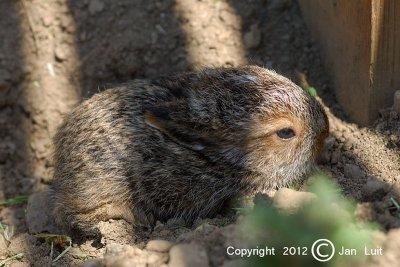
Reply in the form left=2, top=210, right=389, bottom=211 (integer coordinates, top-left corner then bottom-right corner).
left=0, top=0, right=399, bottom=266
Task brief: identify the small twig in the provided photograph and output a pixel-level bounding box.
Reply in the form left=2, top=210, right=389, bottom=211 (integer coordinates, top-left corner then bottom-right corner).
left=390, top=197, right=400, bottom=210
left=3, top=225, right=14, bottom=242
left=296, top=70, right=310, bottom=89
left=0, top=222, right=14, bottom=242
left=21, top=0, right=39, bottom=56
left=50, top=241, right=54, bottom=261
left=389, top=197, right=400, bottom=218
left=52, top=239, right=72, bottom=263
left=296, top=70, right=317, bottom=97
left=0, top=253, right=24, bottom=267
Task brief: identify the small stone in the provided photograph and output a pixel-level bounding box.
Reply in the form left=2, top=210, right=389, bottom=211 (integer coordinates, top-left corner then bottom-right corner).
left=169, top=243, right=209, bottom=267
left=146, top=240, right=173, bottom=253
left=41, top=14, right=53, bottom=27
left=55, top=46, right=67, bottom=61
left=343, top=164, right=365, bottom=180
left=243, top=24, right=261, bottom=49
left=88, top=0, right=104, bottom=15
left=394, top=90, right=400, bottom=114
left=273, top=188, right=316, bottom=213
left=361, top=178, right=388, bottom=201
left=26, top=188, right=57, bottom=234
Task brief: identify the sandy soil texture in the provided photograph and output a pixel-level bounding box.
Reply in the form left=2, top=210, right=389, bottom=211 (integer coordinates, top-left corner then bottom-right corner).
left=0, top=0, right=399, bottom=266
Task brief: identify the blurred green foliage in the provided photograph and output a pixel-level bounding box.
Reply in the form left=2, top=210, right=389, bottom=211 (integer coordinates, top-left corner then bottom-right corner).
left=238, top=173, right=377, bottom=267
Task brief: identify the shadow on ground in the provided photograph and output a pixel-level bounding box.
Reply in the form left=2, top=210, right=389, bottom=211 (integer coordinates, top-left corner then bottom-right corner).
left=67, top=0, right=192, bottom=98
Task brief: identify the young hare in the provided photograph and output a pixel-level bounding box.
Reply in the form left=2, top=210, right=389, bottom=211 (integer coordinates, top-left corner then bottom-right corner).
left=51, top=66, right=328, bottom=234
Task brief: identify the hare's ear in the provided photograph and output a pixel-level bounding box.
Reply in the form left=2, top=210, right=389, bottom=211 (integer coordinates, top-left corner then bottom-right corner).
left=144, top=106, right=171, bottom=134
left=144, top=106, right=207, bottom=151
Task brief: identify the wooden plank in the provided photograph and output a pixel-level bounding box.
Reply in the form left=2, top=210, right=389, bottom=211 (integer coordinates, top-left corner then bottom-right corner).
left=370, top=0, right=400, bottom=121
left=299, top=0, right=400, bottom=125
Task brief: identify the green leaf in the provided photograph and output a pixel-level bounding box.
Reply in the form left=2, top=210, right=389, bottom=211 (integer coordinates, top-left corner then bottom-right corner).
left=306, top=86, right=317, bottom=97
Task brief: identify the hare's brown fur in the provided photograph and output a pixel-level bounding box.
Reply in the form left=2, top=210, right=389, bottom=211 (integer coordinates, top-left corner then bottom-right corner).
left=50, top=66, right=328, bottom=234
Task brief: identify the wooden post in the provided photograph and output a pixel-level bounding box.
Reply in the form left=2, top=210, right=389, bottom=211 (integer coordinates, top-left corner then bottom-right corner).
left=298, top=0, right=400, bottom=125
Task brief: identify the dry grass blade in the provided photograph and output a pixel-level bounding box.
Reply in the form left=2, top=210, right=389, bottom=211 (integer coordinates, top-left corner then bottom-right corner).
left=34, top=233, right=72, bottom=263
left=0, top=222, right=14, bottom=242
left=52, top=239, right=72, bottom=263
left=0, top=196, right=28, bottom=206
left=0, top=253, right=24, bottom=266
left=390, top=197, right=400, bottom=218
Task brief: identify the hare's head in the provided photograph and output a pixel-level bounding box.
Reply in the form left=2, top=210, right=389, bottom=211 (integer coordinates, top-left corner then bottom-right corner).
left=237, top=66, right=329, bottom=188
left=145, top=66, right=329, bottom=189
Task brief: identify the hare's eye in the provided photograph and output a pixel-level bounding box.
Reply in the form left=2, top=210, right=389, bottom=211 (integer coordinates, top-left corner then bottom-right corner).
left=276, top=128, right=295, bottom=139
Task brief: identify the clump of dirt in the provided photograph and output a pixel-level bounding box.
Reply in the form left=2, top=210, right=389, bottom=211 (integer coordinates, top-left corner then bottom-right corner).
left=0, top=0, right=399, bottom=266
